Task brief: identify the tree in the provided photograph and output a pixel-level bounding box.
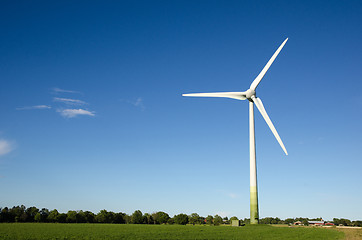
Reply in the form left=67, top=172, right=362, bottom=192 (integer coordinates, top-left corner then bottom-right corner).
left=10, top=205, right=26, bottom=222
left=284, top=218, right=295, bottom=225
left=352, top=221, right=362, bottom=227
left=206, top=215, right=213, bottom=225
left=96, top=210, right=115, bottom=223
left=260, top=217, right=271, bottom=224
left=199, top=216, right=206, bottom=225
left=333, top=218, right=340, bottom=225
left=109, top=211, right=116, bottom=223
left=189, top=213, right=201, bottom=225
left=57, top=213, right=67, bottom=223
left=153, top=211, right=170, bottom=224
left=214, top=215, right=223, bottom=225
left=230, top=216, right=238, bottom=221
left=47, top=209, right=59, bottom=223
left=174, top=214, right=189, bottom=225
left=114, top=212, right=126, bottom=224
left=26, top=207, right=39, bottom=222
left=340, top=218, right=352, bottom=226
left=66, top=211, right=77, bottom=223
left=39, top=208, right=49, bottom=222
left=124, top=214, right=131, bottom=224
left=131, top=210, right=143, bottom=224
left=302, top=219, right=309, bottom=226
left=0, top=207, right=11, bottom=222
left=84, top=211, right=95, bottom=223
left=34, top=212, right=42, bottom=222
left=76, top=210, right=87, bottom=223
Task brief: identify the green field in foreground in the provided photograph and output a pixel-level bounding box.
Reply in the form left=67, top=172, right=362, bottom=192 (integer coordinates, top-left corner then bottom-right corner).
left=0, top=223, right=344, bottom=240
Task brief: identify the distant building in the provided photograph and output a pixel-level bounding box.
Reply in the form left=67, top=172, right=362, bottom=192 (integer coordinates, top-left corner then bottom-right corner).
left=325, top=222, right=335, bottom=226
left=308, top=221, right=324, bottom=226
left=231, top=220, right=241, bottom=227
left=293, top=219, right=335, bottom=226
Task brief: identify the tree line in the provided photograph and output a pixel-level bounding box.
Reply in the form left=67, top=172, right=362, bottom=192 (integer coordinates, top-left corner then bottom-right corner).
left=0, top=205, right=361, bottom=227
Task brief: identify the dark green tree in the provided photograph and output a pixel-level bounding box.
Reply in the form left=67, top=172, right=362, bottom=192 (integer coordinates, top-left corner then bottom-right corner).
left=352, top=220, right=362, bottom=227
left=167, top=218, right=175, bottom=224
left=39, top=208, right=49, bottom=222
left=189, top=213, right=201, bottom=225
left=124, top=214, right=131, bottom=224
left=340, top=218, right=352, bottom=226
left=302, top=219, right=309, bottom=226
left=230, top=216, right=238, bottom=221
left=153, top=211, right=170, bottom=224
left=114, top=212, right=126, bottom=224
left=214, top=215, right=223, bottom=225
left=25, top=207, right=39, bottom=222
left=206, top=215, right=213, bottom=225
left=84, top=211, right=95, bottom=223
left=10, top=205, right=26, bottom=222
left=95, top=210, right=115, bottom=223
left=174, top=214, right=189, bottom=225
left=131, top=210, right=143, bottom=224
left=284, top=218, right=295, bottom=225
left=47, top=209, right=59, bottom=223
left=76, top=210, right=87, bottom=223
left=34, top=212, right=42, bottom=222
left=57, top=213, right=67, bottom=223
left=66, top=211, right=77, bottom=223
left=0, top=207, right=11, bottom=222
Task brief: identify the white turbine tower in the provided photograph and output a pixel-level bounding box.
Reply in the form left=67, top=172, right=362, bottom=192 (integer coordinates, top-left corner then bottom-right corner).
left=183, top=38, right=288, bottom=224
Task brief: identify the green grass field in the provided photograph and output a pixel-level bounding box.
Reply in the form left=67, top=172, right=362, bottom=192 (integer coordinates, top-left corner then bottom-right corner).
left=0, top=223, right=344, bottom=240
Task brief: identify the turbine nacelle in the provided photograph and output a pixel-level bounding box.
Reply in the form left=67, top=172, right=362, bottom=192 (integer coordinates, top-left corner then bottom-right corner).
left=245, top=89, right=256, bottom=101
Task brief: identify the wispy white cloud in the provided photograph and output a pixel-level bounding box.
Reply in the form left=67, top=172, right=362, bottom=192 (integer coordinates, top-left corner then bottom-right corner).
left=52, top=87, right=80, bottom=94
left=0, top=139, right=14, bottom=156
left=124, top=97, right=145, bottom=110
left=133, top=97, right=144, bottom=108
left=16, top=105, right=51, bottom=110
left=53, top=97, right=86, bottom=105
left=57, top=109, right=95, bottom=118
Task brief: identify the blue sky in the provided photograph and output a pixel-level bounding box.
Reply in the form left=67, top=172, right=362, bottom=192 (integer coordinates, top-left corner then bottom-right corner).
left=1, top=0, right=361, bottom=221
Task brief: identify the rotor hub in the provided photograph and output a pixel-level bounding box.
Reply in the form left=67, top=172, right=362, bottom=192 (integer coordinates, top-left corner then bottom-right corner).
left=245, top=89, right=256, bottom=100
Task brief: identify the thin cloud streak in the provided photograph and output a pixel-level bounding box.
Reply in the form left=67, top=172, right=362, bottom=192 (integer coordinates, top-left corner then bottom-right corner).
left=53, top=97, right=86, bottom=105
left=0, top=139, right=14, bottom=156
left=52, top=87, right=80, bottom=94
left=16, top=105, right=51, bottom=110
left=57, top=109, right=95, bottom=118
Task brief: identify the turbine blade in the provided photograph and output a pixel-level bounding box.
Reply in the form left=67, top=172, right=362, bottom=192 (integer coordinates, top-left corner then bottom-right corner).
left=250, top=38, right=288, bottom=90
left=253, top=97, right=288, bottom=155
left=182, top=92, right=247, bottom=101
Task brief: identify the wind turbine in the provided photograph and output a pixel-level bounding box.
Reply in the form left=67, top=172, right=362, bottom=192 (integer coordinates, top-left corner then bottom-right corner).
left=182, top=38, right=288, bottom=224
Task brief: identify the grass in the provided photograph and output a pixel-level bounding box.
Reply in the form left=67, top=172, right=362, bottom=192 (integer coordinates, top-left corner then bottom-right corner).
left=0, top=223, right=344, bottom=240
left=336, top=227, right=362, bottom=240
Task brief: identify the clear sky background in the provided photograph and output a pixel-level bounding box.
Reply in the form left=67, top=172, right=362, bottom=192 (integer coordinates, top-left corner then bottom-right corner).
left=1, top=0, right=361, bottom=221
